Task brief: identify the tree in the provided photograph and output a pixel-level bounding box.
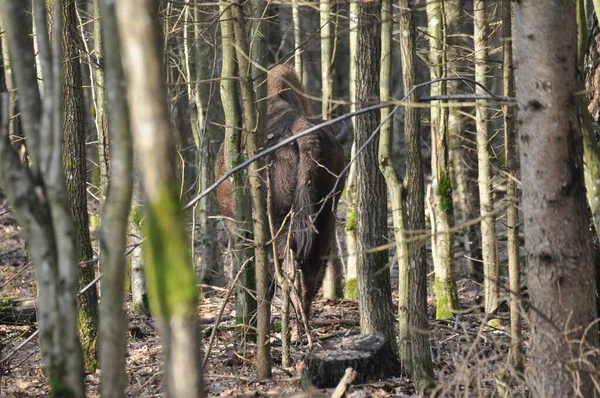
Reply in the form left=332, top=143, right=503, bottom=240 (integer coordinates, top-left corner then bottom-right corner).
left=515, top=1, right=598, bottom=395
left=0, top=1, right=85, bottom=395
left=473, top=0, right=499, bottom=317
left=427, top=0, right=459, bottom=319
left=398, top=0, right=435, bottom=389
left=354, top=0, right=396, bottom=345
left=230, top=0, right=272, bottom=378
left=501, top=0, right=521, bottom=371
left=116, top=1, right=203, bottom=395
left=97, top=0, right=133, bottom=395
left=61, top=0, right=99, bottom=371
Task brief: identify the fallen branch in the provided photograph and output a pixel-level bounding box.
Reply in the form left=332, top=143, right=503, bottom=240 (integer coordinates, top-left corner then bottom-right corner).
left=331, top=368, right=357, bottom=398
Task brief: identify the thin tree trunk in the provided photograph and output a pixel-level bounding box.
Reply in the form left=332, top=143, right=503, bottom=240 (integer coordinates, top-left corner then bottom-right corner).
left=218, top=0, right=256, bottom=343
left=230, top=0, right=272, bottom=378
left=116, top=1, right=203, bottom=396
left=379, top=0, right=407, bottom=352
left=398, top=0, right=435, bottom=389
left=427, top=0, right=458, bottom=319
left=293, top=2, right=303, bottom=83
left=501, top=0, right=521, bottom=372
left=320, top=0, right=341, bottom=299
left=474, top=0, right=498, bottom=317
left=192, top=0, right=223, bottom=287
left=97, top=0, right=133, bottom=395
left=344, top=0, right=359, bottom=299
left=515, top=1, right=598, bottom=395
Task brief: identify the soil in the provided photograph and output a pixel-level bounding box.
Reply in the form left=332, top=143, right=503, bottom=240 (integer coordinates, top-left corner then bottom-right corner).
left=0, top=197, right=528, bottom=397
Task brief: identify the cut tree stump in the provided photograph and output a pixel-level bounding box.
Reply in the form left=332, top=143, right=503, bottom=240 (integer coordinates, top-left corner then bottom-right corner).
left=303, top=334, right=401, bottom=388
left=0, top=297, right=37, bottom=325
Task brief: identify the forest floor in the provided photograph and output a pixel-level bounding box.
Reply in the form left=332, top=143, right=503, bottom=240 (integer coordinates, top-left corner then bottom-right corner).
left=0, top=198, right=529, bottom=397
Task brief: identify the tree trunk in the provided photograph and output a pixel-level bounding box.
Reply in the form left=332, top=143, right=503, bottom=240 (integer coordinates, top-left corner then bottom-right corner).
left=191, top=1, right=224, bottom=287
left=319, top=0, right=341, bottom=299
left=218, top=0, right=256, bottom=344
left=398, top=0, right=435, bottom=389
left=97, top=0, right=133, bottom=395
left=379, top=0, right=408, bottom=363
left=501, top=0, right=521, bottom=372
left=354, top=0, right=396, bottom=346
left=233, top=0, right=272, bottom=378
left=344, top=0, right=359, bottom=300
left=473, top=0, right=499, bottom=317
left=515, top=1, right=598, bottom=395
left=427, top=0, right=459, bottom=319
left=116, top=1, right=203, bottom=396
left=62, top=0, right=99, bottom=372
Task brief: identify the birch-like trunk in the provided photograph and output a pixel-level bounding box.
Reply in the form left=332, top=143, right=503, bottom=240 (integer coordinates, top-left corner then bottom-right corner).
left=474, top=0, right=499, bottom=316
left=427, top=0, right=458, bottom=319
left=344, top=0, right=359, bottom=299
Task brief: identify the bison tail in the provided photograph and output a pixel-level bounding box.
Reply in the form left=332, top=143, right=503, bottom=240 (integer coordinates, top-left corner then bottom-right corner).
left=292, top=150, right=319, bottom=261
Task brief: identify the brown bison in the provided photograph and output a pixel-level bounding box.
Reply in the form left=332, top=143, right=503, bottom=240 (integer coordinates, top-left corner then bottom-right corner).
left=215, top=64, right=346, bottom=320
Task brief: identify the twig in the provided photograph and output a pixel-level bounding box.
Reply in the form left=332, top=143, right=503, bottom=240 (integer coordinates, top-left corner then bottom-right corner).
left=202, top=258, right=251, bottom=368
left=331, top=368, right=357, bottom=398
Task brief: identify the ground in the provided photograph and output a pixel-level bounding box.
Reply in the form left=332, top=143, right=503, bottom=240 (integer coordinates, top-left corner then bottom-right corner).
left=0, top=197, right=528, bottom=397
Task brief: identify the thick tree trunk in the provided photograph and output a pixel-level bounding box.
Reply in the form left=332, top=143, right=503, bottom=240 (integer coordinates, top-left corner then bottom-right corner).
left=398, top=0, right=435, bottom=389
left=116, top=1, right=203, bottom=395
left=515, top=1, right=598, bottom=396
left=62, top=0, right=99, bottom=372
left=354, top=0, right=396, bottom=346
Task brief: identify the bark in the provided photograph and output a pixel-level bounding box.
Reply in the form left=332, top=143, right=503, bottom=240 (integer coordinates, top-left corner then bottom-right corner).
left=515, top=1, right=599, bottom=396
left=501, top=0, right=521, bottom=371
left=320, top=0, right=341, bottom=299
left=473, top=0, right=499, bottom=316
left=379, top=0, right=407, bottom=362
left=93, top=0, right=108, bottom=204
left=116, top=1, right=203, bottom=396
left=230, top=0, right=271, bottom=378
left=218, top=0, right=256, bottom=343
left=344, top=0, right=359, bottom=300
left=97, top=0, right=133, bottom=395
left=398, top=0, right=435, bottom=389
left=192, top=1, right=223, bottom=287
left=427, top=0, right=459, bottom=319
left=292, top=2, right=303, bottom=82
left=354, top=0, right=396, bottom=346
left=62, top=0, right=99, bottom=372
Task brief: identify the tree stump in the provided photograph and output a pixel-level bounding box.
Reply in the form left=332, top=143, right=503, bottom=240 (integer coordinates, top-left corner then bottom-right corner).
left=303, top=334, right=401, bottom=388
left=0, top=297, right=37, bottom=325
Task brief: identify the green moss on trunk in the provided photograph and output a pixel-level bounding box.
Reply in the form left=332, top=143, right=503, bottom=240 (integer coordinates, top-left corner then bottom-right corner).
left=434, top=277, right=459, bottom=319
left=142, top=185, right=197, bottom=319
left=344, top=278, right=358, bottom=299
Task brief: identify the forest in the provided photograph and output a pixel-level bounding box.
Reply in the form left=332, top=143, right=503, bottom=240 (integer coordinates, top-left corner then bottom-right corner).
left=0, top=0, right=599, bottom=397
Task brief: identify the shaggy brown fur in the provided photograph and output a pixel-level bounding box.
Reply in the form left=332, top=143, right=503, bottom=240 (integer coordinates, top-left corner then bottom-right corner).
left=216, top=64, right=346, bottom=319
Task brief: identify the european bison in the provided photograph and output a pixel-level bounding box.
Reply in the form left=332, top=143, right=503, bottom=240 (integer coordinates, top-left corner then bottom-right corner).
left=216, top=64, right=346, bottom=320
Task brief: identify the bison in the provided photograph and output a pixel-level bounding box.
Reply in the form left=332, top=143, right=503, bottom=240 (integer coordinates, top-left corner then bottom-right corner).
left=216, top=64, right=346, bottom=321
